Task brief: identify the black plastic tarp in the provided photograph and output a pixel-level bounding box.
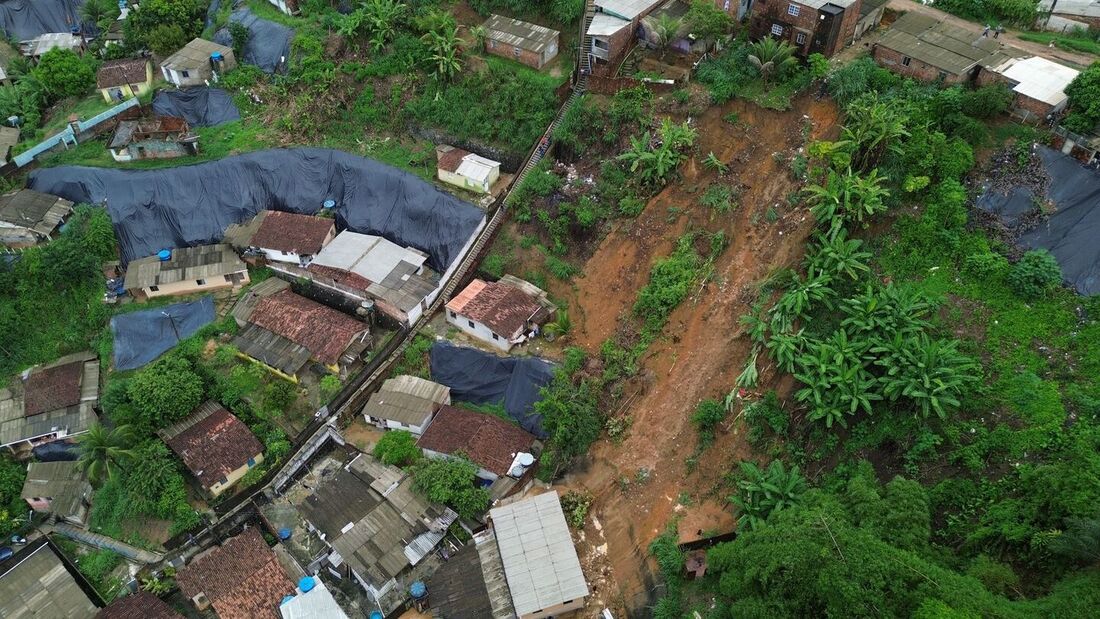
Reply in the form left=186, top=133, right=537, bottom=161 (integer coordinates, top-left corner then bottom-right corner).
left=429, top=341, right=555, bottom=438
left=977, top=146, right=1100, bottom=295
left=152, top=88, right=241, bottom=127
left=0, top=0, right=83, bottom=40
left=28, top=148, right=484, bottom=269
left=32, top=441, right=78, bottom=461
left=110, top=297, right=215, bottom=370
left=214, top=8, right=292, bottom=74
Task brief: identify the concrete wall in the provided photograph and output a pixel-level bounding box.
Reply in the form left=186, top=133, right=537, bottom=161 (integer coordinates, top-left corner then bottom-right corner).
left=162, top=51, right=237, bottom=87
left=521, top=598, right=586, bottom=619
left=135, top=269, right=250, bottom=299
left=207, top=452, right=264, bottom=497
left=872, top=44, right=971, bottom=84
left=446, top=309, right=514, bottom=352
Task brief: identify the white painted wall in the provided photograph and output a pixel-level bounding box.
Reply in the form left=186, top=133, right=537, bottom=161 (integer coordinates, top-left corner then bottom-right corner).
left=261, top=247, right=305, bottom=265
left=446, top=310, right=512, bottom=352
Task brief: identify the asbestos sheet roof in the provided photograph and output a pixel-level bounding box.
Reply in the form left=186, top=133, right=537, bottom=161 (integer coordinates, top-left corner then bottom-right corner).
left=490, top=491, right=588, bottom=616
left=588, top=12, right=629, bottom=36
left=416, top=405, right=536, bottom=477
left=361, top=375, right=449, bottom=427
left=426, top=544, right=494, bottom=619
left=595, top=0, right=662, bottom=20
left=176, top=528, right=295, bottom=619
left=247, top=289, right=368, bottom=366
left=0, top=189, right=73, bottom=239
left=123, top=244, right=245, bottom=290
left=878, top=12, right=1010, bottom=75
left=456, top=154, right=500, bottom=184
left=0, top=540, right=99, bottom=618
left=162, top=38, right=232, bottom=71
left=160, top=402, right=263, bottom=489
left=311, top=231, right=428, bottom=285
left=483, top=14, right=559, bottom=53
left=232, top=323, right=312, bottom=377
left=279, top=579, right=348, bottom=619
left=0, top=396, right=97, bottom=448
left=999, top=56, right=1079, bottom=106
left=21, top=461, right=90, bottom=520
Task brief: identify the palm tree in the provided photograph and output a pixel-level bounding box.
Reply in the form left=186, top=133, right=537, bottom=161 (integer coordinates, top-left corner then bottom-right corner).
left=76, top=424, right=136, bottom=486
left=748, top=38, right=798, bottom=87
left=543, top=309, right=571, bottom=340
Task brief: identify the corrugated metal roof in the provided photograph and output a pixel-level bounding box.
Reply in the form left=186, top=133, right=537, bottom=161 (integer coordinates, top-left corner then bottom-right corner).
left=999, top=56, right=1079, bottom=107
left=123, top=244, right=246, bottom=290
left=877, top=13, right=1016, bottom=75
left=588, top=13, right=629, bottom=37
left=483, top=14, right=559, bottom=54
left=279, top=579, right=348, bottom=619
left=595, top=0, right=662, bottom=20
left=0, top=189, right=73, bottom=239
left=456, top=154, right=500, bottom=184
left=232, top=323, right=312, bottom=376
left=489, top=491, right=588, bottom=616
left=362, top=376, right=449, bottom=428
left=311, top=232, right=427, bottom=286
left=0, top=542, right=98, bottom=618
left=162, top=38, right=233, bottom=71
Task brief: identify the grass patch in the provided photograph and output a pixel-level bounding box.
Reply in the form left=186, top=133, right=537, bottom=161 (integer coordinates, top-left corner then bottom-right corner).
left=1016, top=31, right=1100, bottom=56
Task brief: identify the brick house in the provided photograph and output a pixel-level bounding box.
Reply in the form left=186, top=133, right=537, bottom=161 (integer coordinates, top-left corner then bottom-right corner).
left=873, top=13, right=1024, bottom=85
left=749, top=0, right=862, bottom=58
left=977, top=56, right=1079, bottom=122
left=483, top=14, right=560, bottom=69
left=587, top=0, right=666, bottom=72
left=160, top=401, right=264, bottom=497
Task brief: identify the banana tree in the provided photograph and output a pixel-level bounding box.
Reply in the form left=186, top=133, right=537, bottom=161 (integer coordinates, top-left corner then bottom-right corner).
left=731, top=460, right=807, bottom=531
left=871, top=332, right=977, bottom=419
left=807, top=228, right=872, bottom=281
left=842, top=93, right=910, bottom=170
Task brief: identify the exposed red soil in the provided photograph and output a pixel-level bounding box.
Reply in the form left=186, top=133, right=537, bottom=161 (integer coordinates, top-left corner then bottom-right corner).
left=553, top=93, right=840, bottom=615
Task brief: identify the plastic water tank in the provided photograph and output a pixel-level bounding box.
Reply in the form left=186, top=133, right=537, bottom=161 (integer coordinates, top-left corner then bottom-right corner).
left=410, top=581, right=427, bottom=599
left=370, top=612, right=384, bottom=619
left=211, top=52, right=224, bottom=62
left=517, top=453, right=535, bottom=467
left=298, top=576, right=315, bottom=593
left=280, top=595, right=295, bottom=606
left=322, top=199, right=336, bottom=210
left=278, top=527, right=292, bottom=540
left=157, top=249, right=172, bottom=261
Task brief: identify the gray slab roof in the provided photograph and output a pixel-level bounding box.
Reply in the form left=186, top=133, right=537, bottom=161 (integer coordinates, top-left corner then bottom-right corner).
left=483, top=14, right=559, bottom=54
left=362, top=375, right=449, bottom=427
left=490, top=491, right=587, bottom=616
left=123, top=244, right=246, bottom=290
left=162, top=38, right=233, bottom=72
left=0, top=541, right=99, bottom=618
left=0, top=189, right=74, bottom=239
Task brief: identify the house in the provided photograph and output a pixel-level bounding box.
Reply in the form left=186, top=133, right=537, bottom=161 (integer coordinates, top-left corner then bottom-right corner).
left=0, top=188, right=75, bottom=248
left=0, top=538, right=102, bottom=617
left=482, top=14, right=560, bottom=69
left=176, top=528, right=296, bottom=618
left=749, top=0, right=862, bottom=58
left=236, top=287, right=371, bottom=376
left=122, top=244, right=249, bottom=299
left=225, top=210, right=336, bottom=266
left=436, top=145, right=501, bottom=195
left=160, top=38, right=236, bottom=87
left=108, top=116, right=196, bottom=162
left=0, top=126, right=19, bottom=163
left=96, top=58, right=153, bottom=103
left=97, top=591, right=183, bottom=619
left=1038, top=0, right=1100, bottom=30
left=0, top=351, right=99, bottom=460
left=872, top=13, right=1023, bottom=84
left=855, top=0, right=888, bottom=40
left=587, top=0, right=665, bottom=69
left=279, top=576, right=349, bottom=619
left=159, top=401, right=264, bottom=497
left=416, top=405, right=538, bottom=482
left=298, top=453, right=457, bottom=613
left=362, top=375, right=451, bottom=435
left=20, top=461, right=92, bottom=526
left=229, top=278, right=313, bottom=380
left=485, top=491, right=589, bottom=619
left=266, top=0, right=301, bottom=15
left=446, top=277, right=553, bottom=352
left=978, top=56, right=1080, bottom=121
left=299, top=230, right=438, bottom=325
left=20, top=33, right=84, bottom=62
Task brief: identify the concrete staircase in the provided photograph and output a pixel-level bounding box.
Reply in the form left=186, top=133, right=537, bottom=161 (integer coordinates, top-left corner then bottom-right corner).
left=45, top=523, right=165, bottom=565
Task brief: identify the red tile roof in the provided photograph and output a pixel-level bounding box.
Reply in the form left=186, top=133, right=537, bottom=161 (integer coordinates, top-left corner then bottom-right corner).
left=248, top=211, right=334, bottom=256
left=416, top=405, right=536, bottom=477
left=23, top=361, right=83, bottom=417
left=436, top=145, right=470, bottom=173
left=163, top=403, right=262, bottom=489
left=96, top=58, right=149, bottom=89
left=176, top=528, right=294, bottom=619
left=446, top=279, right=543, bottom=338
left=248, top=289, right=367, bottom=365
left=97, top=592, right=182, bottom=619
left=307, top=262, right=373, bottom=291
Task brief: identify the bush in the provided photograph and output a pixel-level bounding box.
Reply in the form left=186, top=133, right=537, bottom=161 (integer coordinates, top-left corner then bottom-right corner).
left=691, top=399, right=727, bottom=446
left=32, top=49, right=94, bottom=102
left=127, top=356, right=205, bottom=429
left=560, top=490, right=593, bottom=528
left=963, top=251, right=1010, bottom=279
left=1007, top=249, right=1062, bottom=300
left=373, top=430, right=421, bottom=467
left=318, top=375, right=342, bottom=402
left=410, top=456, right=490, bottom=520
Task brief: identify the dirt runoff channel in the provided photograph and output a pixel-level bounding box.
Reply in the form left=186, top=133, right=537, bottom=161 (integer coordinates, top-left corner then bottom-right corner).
left=550, top=93, right=839, bottom=616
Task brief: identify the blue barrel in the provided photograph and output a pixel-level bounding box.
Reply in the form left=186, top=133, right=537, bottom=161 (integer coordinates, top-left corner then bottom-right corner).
left=211, top=52, right=224, bottom=62
left=410, top=580, right=427, bottom=599
left=157, top=249, right=171, bottom=261
left=278, top=527, right=292, bottom=540
left=322, top=199, right=336, bottom=209
left=299, top=576, right=315, bottom=592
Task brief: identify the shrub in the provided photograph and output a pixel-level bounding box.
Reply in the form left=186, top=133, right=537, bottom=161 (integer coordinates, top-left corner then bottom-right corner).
left=126, top=356, right=205, bottom=429
left=560, top=490, right=593, bottom=528
left=1007, top=249, right=1062, bottom=300
left=692, top=399, right=727, bottom=446
left=410, top=456, right=490, bottom=519
left=963, top=251, right=1010, bottom=279
left=373, top=430, right=421, bottom=467
left=319, top=375, right=342, bottom=402
left=32, top=49, right=94, bottom=101
left=744, top=392, right=789, bottom=443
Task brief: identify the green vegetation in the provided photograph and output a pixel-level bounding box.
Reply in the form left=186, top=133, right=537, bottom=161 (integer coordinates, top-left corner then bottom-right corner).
left=1062, top=61, right=1100, bottom=135
left=33, top=49, right=95, bottom=101
left=730, top=460, right=806, bottom=531
left=1017, top=30, right=1100, bottom=55
left=691, top=399, right=727, bottom=446
left=697, top=38, right=813, bottom=110
left=75, top=424, right=136, bottom=486
left=124, top=0, right=208, bottom=56
left=0, top=457, right=27, bottom=540
left=468, top=0, right=584, bottom=23
left=373, top=430, right=421, bottom=467
left=933, top=0, right=1043, bottom=27
left=560, top=490, right=593, bottom=528
left=1007, top=248, right=1063, bottom=300
left=410, top=456, right=490, bottom=520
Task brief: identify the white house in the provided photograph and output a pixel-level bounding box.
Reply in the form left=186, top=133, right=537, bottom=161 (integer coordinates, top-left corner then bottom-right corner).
left=446, top=278, right=551, bottom=352
left=436, top=145, right=501, bottom=194
left=228, top=210, right=336, bottom=266
left=362, top=375, right=450, bottom=435
left=160, top=38, right=236, bottom=87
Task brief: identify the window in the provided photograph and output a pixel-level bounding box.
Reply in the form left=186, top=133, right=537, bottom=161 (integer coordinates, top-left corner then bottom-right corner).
left=181, top=70, right=190, bottom=78
left=450, top=311, right=457, bottom=318
left=770, top=24, right=784, bottom=37
left=902, top=56, right=912, bottom=67
left=487, top=39, right=495, bottom=49
left=492, top=333, right=499, bottom=340
left=149, top=285, right=159, bottom=292
left=593, top=38, right=609, bottom=50
left=247, top=457, right=256, bottom=467
left=196, top=279, right=206, bottom=285
left=513, top=46, right=521, bottom=58
left=468, top=320, right=476, bottom=329
left=796, top=32, right=807, bottom=45
left=788, top=3, right=800, bottom=16
left=937, top=71, right=948, bottom=81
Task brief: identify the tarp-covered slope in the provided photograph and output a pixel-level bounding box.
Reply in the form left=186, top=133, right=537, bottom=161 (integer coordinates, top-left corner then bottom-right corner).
left=0, top=0, right=84, bottom=40
left=214, top=8, right=292, bottom=74
left=28, top=148, right=484, bottom=269
left=111, top=297, right=215, bottom=370
left=429, top=341, right=555, bottom=438
left=978, top=146, right=1100, bottom=295
left=152, top=88, right=241, bottom=127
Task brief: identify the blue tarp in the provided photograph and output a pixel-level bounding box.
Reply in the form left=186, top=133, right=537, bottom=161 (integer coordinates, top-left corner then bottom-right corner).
left=429, top=341, right=555, bottom=438
left=111, top=297, right=216, bottom=370
left=27, top=148, right=484, bottom=270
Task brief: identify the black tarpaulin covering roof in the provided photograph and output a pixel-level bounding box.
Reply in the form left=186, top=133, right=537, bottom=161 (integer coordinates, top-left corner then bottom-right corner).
left=27, top=148, right=484, bottom=269
left=0, top=0, right=83, bottom=40
left=977, top=146, right=1100, bottom=295
left=429, top=341, right=554, bottom=438
left=152, top=88, right=241, bottom=127
left=213, top=8, right=292, bottom=74
left=111, top=297, right=215, bottom=370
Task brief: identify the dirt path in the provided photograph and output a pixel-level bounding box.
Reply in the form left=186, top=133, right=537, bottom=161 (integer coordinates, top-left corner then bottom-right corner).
left=886, top=0, right=1098, bottom=67
left=558, top=94, right=840, bottom=616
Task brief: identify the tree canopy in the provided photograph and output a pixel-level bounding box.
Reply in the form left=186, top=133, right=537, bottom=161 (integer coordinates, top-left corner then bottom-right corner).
left=1064, top=62, right=1100, bottom=134
left=126, top=356, right=205, bottom=429
left=32, top=49, right=95, bottom=102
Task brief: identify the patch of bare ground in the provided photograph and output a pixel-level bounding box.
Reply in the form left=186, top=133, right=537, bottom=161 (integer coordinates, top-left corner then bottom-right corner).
left=552, top=93, right=839, bottom=616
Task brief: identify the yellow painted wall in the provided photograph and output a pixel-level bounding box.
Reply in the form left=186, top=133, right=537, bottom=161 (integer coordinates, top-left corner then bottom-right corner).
left=207, top=452, right=264, bottom=497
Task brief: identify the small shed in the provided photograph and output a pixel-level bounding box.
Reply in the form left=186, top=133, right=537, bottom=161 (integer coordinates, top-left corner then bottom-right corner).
left=160, top=38, right=236, bottom=87
left=20, top=33, right=84, bottom=61
left=482, top=14, right=560, bottom=69
left=436, top=144, right=501, bottom=194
